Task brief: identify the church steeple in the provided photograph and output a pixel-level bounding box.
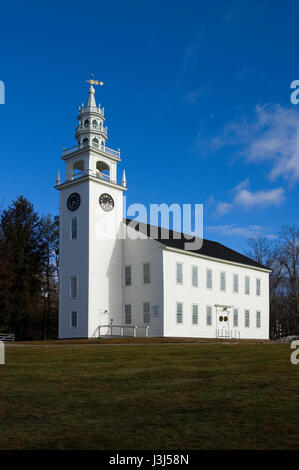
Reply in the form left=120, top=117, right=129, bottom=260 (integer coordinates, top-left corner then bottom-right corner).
left=75, top=80, right=108, bottom=150
left=57, top=77, right=126, bottom=188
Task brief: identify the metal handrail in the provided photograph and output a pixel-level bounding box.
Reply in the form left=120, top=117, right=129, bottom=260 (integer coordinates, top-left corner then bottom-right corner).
left=66, top=169, right=116, bottom=184
left=98, top=325, right=150, bottom=338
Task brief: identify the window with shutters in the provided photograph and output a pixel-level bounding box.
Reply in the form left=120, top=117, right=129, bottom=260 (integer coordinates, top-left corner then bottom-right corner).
left=143, top=302, right=150, bottom=324
left=233, top=274, right=239, bottom=293
left=207, top=269, right=212, bottom=289
left=124, top=304, right=132, bottom=324
left=143, top=263, right=150, bottom=284
left=206, top=305, right=212, bottom=325
left=192, top=304, right=198, bottom=325
left=124, top=265, right=132, bottom=286
left=220, top=272, right=226, bottom=291
left=176, top=263, right=183, bottom=284
left=192, top=266, right=198, bottom=287
left=245, top=310, right=250, bottom=328
left=176, top=302, right=183, bottom=323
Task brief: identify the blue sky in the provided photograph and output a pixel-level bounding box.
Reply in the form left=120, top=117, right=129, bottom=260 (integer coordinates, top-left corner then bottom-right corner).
left=0, top=0, right=298, bottom=252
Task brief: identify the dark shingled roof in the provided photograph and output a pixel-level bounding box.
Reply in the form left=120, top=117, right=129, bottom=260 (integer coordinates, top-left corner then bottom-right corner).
left=124, top=218, right=267, bottom=270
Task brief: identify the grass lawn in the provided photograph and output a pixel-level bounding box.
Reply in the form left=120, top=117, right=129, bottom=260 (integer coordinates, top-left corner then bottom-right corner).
left=0, top=339, right=298, bottom=450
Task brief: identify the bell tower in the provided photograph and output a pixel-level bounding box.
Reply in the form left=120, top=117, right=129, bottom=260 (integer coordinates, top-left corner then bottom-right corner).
left=56, top=78, right=127, bottom=338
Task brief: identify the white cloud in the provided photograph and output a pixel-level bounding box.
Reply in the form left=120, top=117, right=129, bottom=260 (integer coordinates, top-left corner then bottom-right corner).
left=205, top=104, right=299, bottom=183
left=206, top=224, right=277, bottom=239
left=215, top=179, right=285, bottom=215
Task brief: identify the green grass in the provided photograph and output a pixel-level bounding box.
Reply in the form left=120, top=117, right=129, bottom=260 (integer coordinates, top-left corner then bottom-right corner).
left=0, top=340, right=298, bottom=450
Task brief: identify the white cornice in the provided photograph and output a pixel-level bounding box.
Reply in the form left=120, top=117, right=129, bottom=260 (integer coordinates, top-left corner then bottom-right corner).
left=163, top=246, right=271, bottom=273
left=55, top=175, right=127, bottom=192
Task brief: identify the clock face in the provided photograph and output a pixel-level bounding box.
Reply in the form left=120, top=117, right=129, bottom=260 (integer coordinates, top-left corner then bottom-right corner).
left=99, top=193, right=114, bottom=212
left=67, top=193, right=81, bottom=211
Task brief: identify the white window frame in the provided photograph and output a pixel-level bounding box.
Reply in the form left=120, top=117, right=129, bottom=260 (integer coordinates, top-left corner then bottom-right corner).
left=256, top=311, right=261, bottom=328
left=256, top=278, right=261, bottom=296
left=143, top=262, right=151, bottom=285
left=206, top=269, right=212, bottom=289
left=124, top=265, right=132, bottom=287
left=206, top=305, right=212, bottom=326
left=124, top=304, right=132, bottom=325
left=220, top=271, right=226, bottom=292
left=70, top=217, right=78, bottom=240
left=245, top=276, right=250, bottom=295
left=143, top=302, right=151, bottom=324
left=245, top=309, right=250, bottom=328
left=192, top=304, right=198, bottom=325
left=233, top=274, right=239, bottom=293
left=176, top=262, right=183, bottom=285
left=176, top=302, right=183, bottom=324
left=70, top=310, right=78, bottom=328
left=192, top=265, right=198, bottom=287
left=233, top=309, right=238, bottom=327
left=69, top=275, right=78, bottom=299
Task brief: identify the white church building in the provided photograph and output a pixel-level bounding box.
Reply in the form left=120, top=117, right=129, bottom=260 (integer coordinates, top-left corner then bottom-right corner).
left=56, top=82, right=270, bottom=340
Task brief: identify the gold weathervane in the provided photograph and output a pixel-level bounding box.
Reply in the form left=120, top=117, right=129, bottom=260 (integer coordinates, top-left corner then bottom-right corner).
left=86, top=73, right=103, bottom=86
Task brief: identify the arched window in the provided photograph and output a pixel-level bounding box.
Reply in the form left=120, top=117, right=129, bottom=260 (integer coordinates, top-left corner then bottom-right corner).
left=82, top=137, right=89, bottom=146
left=96, top=160, right=110, bottom=181
left=84, top=119, right=89, bottom=128
left=92, top=119, right=98, bottom=129
left=92, top=137, right=99, bottom=148
left=73, top=160, right=84, bottom=177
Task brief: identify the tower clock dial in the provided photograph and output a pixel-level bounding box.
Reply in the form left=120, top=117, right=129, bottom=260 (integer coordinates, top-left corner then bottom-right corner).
left=67, top=193, right=81, bottom=211
left=99, top=193, right=114, bottom=212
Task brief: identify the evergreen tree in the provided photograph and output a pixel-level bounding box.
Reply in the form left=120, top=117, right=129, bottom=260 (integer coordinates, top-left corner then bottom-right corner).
left=0, top=196, right=45, bottom=339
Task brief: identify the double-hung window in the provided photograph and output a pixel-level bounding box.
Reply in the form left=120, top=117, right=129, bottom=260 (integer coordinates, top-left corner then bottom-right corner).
left=220, top=272, right=226, bottom=291
left=256, top=311, right=261, bottom=328
left=245, top=276, right=250, bottom=295
left=143, top=263, right=150, bottom=284
left=124, top=265, right=132, bottom=286
left=71, top=311, right=78, bottom=328
left=125, top=304, right=132, bottom=324
left=245, top=310, right=250, bottom=328
left=207, top=269, right=212, bottom=289
left=192, top=304, right=198, bottom=325
left=192, top=266, right=198, bottom=287
left=176, top=302, right=183, bottom=324
left=206, top=306, right=212, bottom=325
left=143, top=302, right=150, bottom=324
left=70, top=217, right=78, bottom=240
left=70, top=276, right=78, bottom=299
left=176, top=263, right=183, bottom=284
left=233, top=274, right=239, bottom=293
left=233, top=309, right=238, bottom=327
left=256, top=279, right=261, bottom=296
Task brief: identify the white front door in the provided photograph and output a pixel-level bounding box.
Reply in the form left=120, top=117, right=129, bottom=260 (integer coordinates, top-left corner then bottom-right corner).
left=217, top=311, right=229, bottom=338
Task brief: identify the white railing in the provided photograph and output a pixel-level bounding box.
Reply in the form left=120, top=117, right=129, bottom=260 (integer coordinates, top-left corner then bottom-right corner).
left=0, top=333, right=15, bottom=342
left=79, top=105, right=104, bottom=116
left=98, top=325, right=150, bottom=338
left=62, top=143, right=120, bottom=158
left=75, top=124, right=107, bottom=135
left=66, top=169, right=116, bottom=184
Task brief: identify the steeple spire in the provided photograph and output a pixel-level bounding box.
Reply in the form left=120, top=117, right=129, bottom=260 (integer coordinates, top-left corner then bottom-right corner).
left=87, top=85, right=96, bottom=107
